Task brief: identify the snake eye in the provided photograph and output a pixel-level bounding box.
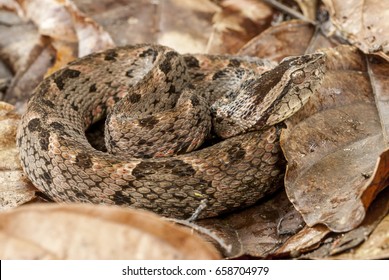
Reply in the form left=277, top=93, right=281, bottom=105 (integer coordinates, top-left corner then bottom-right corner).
left=291, top=70, right=305, bottom=84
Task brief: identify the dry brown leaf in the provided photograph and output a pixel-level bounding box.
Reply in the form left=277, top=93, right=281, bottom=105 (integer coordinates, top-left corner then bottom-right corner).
left=207, top=0, right=273, bottom=54
left=0, top=6, right=54, bottom=107
left=328, top=186, right=389, bottom=256
left=0, top=59, right=12, bottom=98
left=322, top=0, right=389, bottom=60
left=6, top=43, right=55, bottom=111
left=0, top=102, right=36, bottom=210
left=4, top=0, right=114, bottom=74
left=197, top=190, right=304, bottom=258
left=282, top=45, right=389, bottom=232
left=272, top=225, right=330, bottom=258
left=0, top=203, right=220, bottom=259
left=239, top=20, right=316, bottom=61
left=330, top=214, right=389, bottom=259
left=301, top=187, right=389, bottom=259
left=0, top=0, right=115, bottom=105
left=73, top=0, right=159, bottom=47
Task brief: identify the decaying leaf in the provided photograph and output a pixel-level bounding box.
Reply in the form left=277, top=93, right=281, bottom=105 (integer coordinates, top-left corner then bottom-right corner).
left=322, top=0, right=389, bottom=60
left=0, top=102, right=36, bottom=210
left=330, top=213, right=389, bottom=259
left=301, top=187, right=389, bottom=259
left=0, top=203, right=220, bottom=259
left=272, top=225, right=331, bottom=258
left=197, top=190, right=304, bottom=258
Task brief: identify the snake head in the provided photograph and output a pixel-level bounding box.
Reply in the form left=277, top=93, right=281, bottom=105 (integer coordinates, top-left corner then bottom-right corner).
left=212, top=52, right=326, bottom=138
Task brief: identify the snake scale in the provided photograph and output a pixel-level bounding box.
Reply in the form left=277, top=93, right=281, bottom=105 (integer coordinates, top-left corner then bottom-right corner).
left=17, top=44, right=325, bottom=219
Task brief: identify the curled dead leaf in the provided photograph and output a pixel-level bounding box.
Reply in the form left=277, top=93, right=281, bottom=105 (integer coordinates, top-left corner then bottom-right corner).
left=0, top=203, right=220, bottom=259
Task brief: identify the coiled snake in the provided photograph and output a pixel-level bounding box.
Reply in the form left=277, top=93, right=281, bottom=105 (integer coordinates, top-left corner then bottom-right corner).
left=17, top=44, right=325, bottom=218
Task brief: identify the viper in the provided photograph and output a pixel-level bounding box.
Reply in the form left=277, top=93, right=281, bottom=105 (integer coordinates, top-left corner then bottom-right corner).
left=17, top=44, right=325, bottom=219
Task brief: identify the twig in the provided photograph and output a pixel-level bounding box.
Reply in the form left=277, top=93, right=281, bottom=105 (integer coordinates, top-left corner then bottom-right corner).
left=166, top=199, right=232, bottom=255
left=167, top=217, right=232, bottom=255
left=262, top=0, right=317, bottom=25
left=187, top=199, right=208, bottom=222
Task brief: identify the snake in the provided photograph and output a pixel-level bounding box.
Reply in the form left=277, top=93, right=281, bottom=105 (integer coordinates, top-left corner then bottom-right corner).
left=16, top=44, right=325, bottom=219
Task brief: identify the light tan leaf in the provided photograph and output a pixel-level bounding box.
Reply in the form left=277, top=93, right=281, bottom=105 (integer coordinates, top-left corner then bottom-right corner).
left=322, top=0, right=389, bottom=60
left=0, top=102, right=36, bottom=210
left=0, top=204, right=220, bottom=259
left=158, top=0, right=218, bottom=53
left=294, top=0, right=318, bottom=21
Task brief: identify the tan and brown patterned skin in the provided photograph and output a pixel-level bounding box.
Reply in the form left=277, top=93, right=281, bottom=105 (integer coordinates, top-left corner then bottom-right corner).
left=17, top=44, right=325, bottom=219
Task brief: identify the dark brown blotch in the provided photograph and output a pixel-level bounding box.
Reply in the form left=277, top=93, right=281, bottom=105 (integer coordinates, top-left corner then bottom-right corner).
left=167, top=84, right=176, bottom=96
left=104, top=50, right=118, bottom=61
left=50, top=122, right=65, bottom=131
left=42, top=99, right=55, bottom=108
left=184, top=56, right=200, bottom=68
left=166, top=159, right=196, bottom=177
left=39, top=130, right=50, bottom=151
left=159, top=51, right=178, bottom=74
left=212, top=70, right=225, bottom=80
left=126, top=69, right=133, bottom=78
left=111, top=191, right=127, bottom=205
left=41, top=171, right=52, bottom=184
left=139, top=48, right=158, bottom=62
left=27, top=118, right=42, bottom=132
left=227, top=143, right=246, bottom=163
left=190, top=95, right=200, bottom=106
left=132, top=161, right=165, bottom=178
left=71, top=102, right=79, bottom=111
left=89, top=84, right=97, bottom=92
left=54, top=69, right=81, bottom=90
left=138, top=116, right=159, bottom=129
left=128, top=93, right=141, bottom=103
left=75, top=152, right=93, bottom=169
left=49, top=122, right=71, bottom=137
left=228, top=59, right=241, bottom=67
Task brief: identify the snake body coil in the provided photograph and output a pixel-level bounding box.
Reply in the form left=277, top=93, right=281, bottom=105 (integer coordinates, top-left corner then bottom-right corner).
left=17, top=45, right=325, bottom=218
